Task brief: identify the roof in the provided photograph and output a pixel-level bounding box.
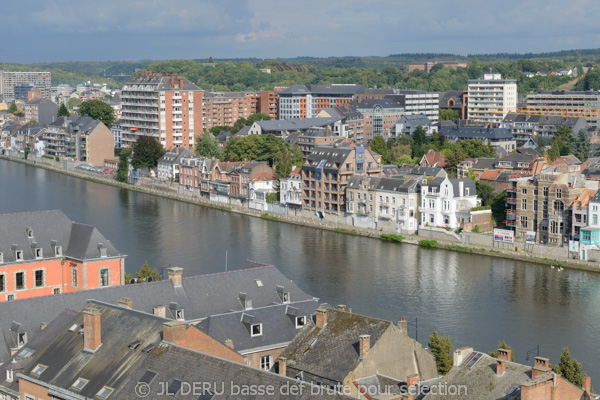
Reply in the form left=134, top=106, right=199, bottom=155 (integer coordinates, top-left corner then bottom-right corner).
left=302, top=146, right=354, bottom=173
left=347, top=175, right=420, bottom=193
left=574, top=189, right=597, bottom=208
left=251, top=171, right=278, bottom=182
left=279, top=84, right=366, bottom=95
left=0, top=210, right=121, bottom=265
left=398, top=113, right=431, bottom=127
left=236, top=125, right=251, bottom=136
left=472, top=157, right=497, bottom=170
left=423, top=177, right=477, bottom=197
left=25, top=98, right=56, bottom=106
left=397, top=164, right=445, bottom=178
left=280, top=307, right=393, bottom=383
left=124, top=72, right=201, bottom=91
left=0, top=262, right=314, bottom=364
left=440, top=126, right=513, bottom=140
left=197, top=300, right=320, bottom=353
left=479, top=170, right=500, bottom=181
left=421, top=149, right=447, bottom=168
left=158, top=148, right=193, bottom=166
left=352, top=98, right=404, bottom=110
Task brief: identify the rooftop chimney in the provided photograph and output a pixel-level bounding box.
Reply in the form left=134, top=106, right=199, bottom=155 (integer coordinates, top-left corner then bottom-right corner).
left=534, top=357, right=550, bottom=369
left=407, top=374, right=420, bottom=388
left=398, top=317, right=408, bottom=336
left=83, top=308, right=102, bottom=352
left=315, top=307, right=327, bottom=328
left=497, top=348, right=511, bottom=362
left=153, top=305, right=166, bottom=318
left=359, top=334, right=371, bottom=358
left=278, top=357, right=287, bottom=376
left=168, top=267, right=183, bottom=287
left=497, top=359, right=506, bottom=376
left=118, top=297, right=132, bottom=309
left=453, top=347, right=473, bottom=367
left=224, top=339, right=234, bottom=350
left=337, top=305, right=346, bottom=312
left=531, top=365, right=551, bottom=379
left=583, top=376, right=591, bottom=393
left=163, top=320, right=186, bottom=346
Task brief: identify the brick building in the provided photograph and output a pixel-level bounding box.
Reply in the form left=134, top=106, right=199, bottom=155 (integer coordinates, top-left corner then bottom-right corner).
left=202, top=90, right=279, bottom=131
left=301, top=144, right=382, bottom=216
left=408, top=59, right=468, bottom=73
left=23, top=98, right=58, bottom=125
left=120, top=71, right=203, bottom=150
left=278, top=84, right=365, bottom=119
left=0, top=210, right=125, bottom=302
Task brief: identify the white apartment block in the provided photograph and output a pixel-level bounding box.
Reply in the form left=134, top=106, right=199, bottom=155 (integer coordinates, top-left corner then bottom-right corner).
left=393, top=90, right=440, bottom=124
left=0, top=71, right=51, bottom=102
left=468, top=73, right=517, bottom=125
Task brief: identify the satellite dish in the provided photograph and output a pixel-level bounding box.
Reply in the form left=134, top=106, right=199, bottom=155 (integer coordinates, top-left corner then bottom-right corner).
left=129, top=278, right=136, bottom=284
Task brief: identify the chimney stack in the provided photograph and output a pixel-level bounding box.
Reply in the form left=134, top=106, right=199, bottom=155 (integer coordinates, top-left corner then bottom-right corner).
left=497, top=359, right=506, bottom=376
left=398, top=317, right=408, bottom=336
left=583, top=376, right=591, bottom=393
left=534, top=357, right=550, bottom=369
left=168, top=267, right=183, bottom=287
left=278, top=357, right=287, bottom=376
left=163, top=320, right=187, bottom=346
left=224, top=339, right=234, bottom=350
left=118, top=297, right=132, bottom=309
left=406, top=374, right=420, bottom=388
left=153, top=305, right=166, bottom=318
left=359, top=334, right=371, bottom=358
left=337, top=305, right=346, bottom=312
left=497, top=348, right=511, bottom=362
left=83, top=308, right=102, bottom=352
left=453, top=347, right=473, bottom=367
left=315, top=307, right=327, bottom=328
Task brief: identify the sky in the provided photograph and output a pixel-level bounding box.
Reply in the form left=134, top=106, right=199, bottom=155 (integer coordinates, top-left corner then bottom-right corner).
left=1, top=0, right=600, bottom=63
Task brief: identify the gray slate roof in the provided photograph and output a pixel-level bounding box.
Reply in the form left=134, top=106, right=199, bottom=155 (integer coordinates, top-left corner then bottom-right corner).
left=279, top=84, right=366, bottom=95
left=197, top=299, right=320, bottom=353
left=0, top=210, right=121, bottom=264
left=256, top=117, right=342, bottom=132
left=158, top=147, right=193, bottom=166
left=0, top=262, right=314, bottom=364
left=347, top=175, right=419, bottom=193
left=280, top=307, right=392, bottom=384
left=397, top=113, right=431, bottom=127
left=422, top=177, right=476, bottom=197
left=440, top=126, right=513, bottom=140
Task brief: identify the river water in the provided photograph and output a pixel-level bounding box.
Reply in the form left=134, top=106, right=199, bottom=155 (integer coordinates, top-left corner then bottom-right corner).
left=1, top=159, right=599, bottom=376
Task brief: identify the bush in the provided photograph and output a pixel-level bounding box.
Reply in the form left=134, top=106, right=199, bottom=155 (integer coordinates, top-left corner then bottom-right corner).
left=55, top=156, right=59, bottom=162
left=471, top=205, right=491, bottom=212
left=472, top=225, right=480, bottom=233
left=381, top=233, right=405, bottom=243
left=42, top=155, right=53, bottom=160
left=260, top=213, right=278, bottom=221
left=419, top=239, right=438, bottom=248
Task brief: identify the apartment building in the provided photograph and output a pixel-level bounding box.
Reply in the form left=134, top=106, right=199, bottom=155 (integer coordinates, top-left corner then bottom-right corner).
left=0, top=71, right=51, bottom=102
left=316, top=104, right=365, bottom=141
left=278, top=84, right=365, bottom=119
left=419, top=177, right=479, bottom=230
left=506, top=172, right=598, bottom=245
left=352, top=98, right=404, bottom=139
left=467, top=72, right=517, bottom=125
left=301, top=144, right=382, bottom=216
left=23, top=98, right=58, bottom=124
left=524, top=90, right=600, bottom=131
left=501, top=113, right=589, bottom=145
left=120, top=71, right=203, bottom=150
left=387, top=90, right=440, bottom=124
left=202, top=90, right=279, bottom=130
left=280, top=167, right=302, bottom=209
left=0, top=210, right=125, bottom=302
left=439, top=90, right=468, bottom=119
left=440, top=126, right=516, bottom=152
left=408, top=59, right=468, bottom=73
left=346, top=175, right=421, bottom=234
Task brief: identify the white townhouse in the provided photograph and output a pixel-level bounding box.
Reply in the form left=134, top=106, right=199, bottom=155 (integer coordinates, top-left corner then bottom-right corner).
left=419, top=177, right=479, bottom=229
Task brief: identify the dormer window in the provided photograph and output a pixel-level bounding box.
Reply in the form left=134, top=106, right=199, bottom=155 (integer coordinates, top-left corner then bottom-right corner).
left=175, top=309, right=184, bottom=320
left=15, top=250, right=23, bottom=261
left=35, top=248, right=42, bottom=259
left=251, top=323, right=262, bottom=337
left=0, top=252, right=3, bottom=263
left=295, top=316, right=306, bottom=328
left=18, top=332, right=27, bottom=346
left=26, top=228, right=33, bottom=238
left=55, top=246, right=62, bottom=256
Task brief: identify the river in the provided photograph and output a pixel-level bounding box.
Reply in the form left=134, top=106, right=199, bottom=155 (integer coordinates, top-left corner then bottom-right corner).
left=1, top=158, right=599, bottom=376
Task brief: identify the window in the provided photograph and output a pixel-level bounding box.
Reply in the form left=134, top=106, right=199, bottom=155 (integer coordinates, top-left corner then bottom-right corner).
left=15, top=250, right=23, bottom=261
left=444, top=215, right=450, bottom=225
left=16, top=272, right=24, bottom=290
left=96, top=386, right=114, bottom=399
left=35, top=248, right=42, bottom=259
left=18, top=332, right=27, bottom=346
left=522, top=188, right=527, bottom=195
left=100, top=269, right=109, bottom=287
left=260, top=355, right=273, bottom=370
left=251, top=323, right=262, bottom=337
left=72, top=378, right=89, bottom=391
left=6, top=294, right=14, bottom=301
left=0, top=275, right=4, bottom=292
left=35, top=270, right=43, bottom=287
left=53, top=288, right=60, bottom=295
left=521, top=199, right=527, bottom=210
left=520, top=216, right=528, bottom=228
left=543, top=187, right=548, bottom=196
left=31, top=364, right=46, bottom=376
left=296, top=316, right=306, bottom=328
left=594, top=215, right=598, bottom=225
left=556, top=188, right=562, bottom=198
left=72, top=268, right=78, bottom=287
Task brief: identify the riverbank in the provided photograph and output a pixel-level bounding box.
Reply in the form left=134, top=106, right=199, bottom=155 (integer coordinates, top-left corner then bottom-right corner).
left=3, top=154, right=598, bottom=272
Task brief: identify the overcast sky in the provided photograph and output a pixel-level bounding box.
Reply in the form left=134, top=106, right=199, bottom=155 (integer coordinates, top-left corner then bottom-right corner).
left=2, top=0, right=599, bottom=63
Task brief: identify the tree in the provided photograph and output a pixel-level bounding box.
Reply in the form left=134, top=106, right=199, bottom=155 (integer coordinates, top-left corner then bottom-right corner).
left=232, top=117, right=247, bottom=133
left=439, top=109, right=460, bottom=121
left=116, top=149, right=131, bottom=183
left=131, top=136, right=166, bottom=169
left=459, top=139, right=495, bottom=158
left=550, top=125, right=575, bottom=157
left=195, top=132, right=222, bottom=159
left=135, top=261, right=162, bottom=283
left=26, top=119, right=38, bottom=125
left=369, top=135, right=389, bottom=164
left=394, top=154, right=419, bottom=166
left=223, top=134, right=263, bottom=161
left=443, top=148, right=466, bottom=176
left=57, top=103, right=70, bottom=117
left=246, top=113, right=271, bottom=126
left=491, top=190, right=507, bottom=226
left=429, top=330, right=453, bottom=374
left=23, top=147, right=30, bottom=160
left=552, top=348, right=583, bottom=387
left=210, top=126, right=233, bottom=136
left=411, top=126, right=428, bottom=158
left=78, top=99, right=115, bottom=128
left=7, top=102, right=17, bottom=114
left=275, top=144, right=303, bottom=178
left=572, top=129, right=590, bottom=162
left=67, top=97, right=82, bottom=110
left=488, top=340, right=515, bottom=361
left=535, top=135, right=547, bottom=154
left=476, top=182, right=495, bottom=206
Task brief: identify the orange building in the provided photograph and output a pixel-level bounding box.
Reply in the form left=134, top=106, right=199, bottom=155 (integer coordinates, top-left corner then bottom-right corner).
left=202, top=90, right=280, bottom=131
left=0, top=210, right=125, bottom=302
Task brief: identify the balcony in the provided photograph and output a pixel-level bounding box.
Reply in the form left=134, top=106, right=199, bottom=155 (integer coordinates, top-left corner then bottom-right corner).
left=505, top=198, right=516, bottom=204
left=504, top=220, right=516, bottom=226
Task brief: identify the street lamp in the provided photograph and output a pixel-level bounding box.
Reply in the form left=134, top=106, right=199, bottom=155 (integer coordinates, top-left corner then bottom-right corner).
left=525, top=345, right=540, bottom=363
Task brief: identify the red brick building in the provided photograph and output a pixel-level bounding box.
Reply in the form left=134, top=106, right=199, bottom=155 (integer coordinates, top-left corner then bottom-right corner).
left=202, top=90, right=279, bottom=131
left=0, top=210, right=125, bottom=301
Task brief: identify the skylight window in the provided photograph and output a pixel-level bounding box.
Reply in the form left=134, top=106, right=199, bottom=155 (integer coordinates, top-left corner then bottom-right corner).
left=255, top=279, right=263, bottom=288
left=71, top=378, right=89, bottom=391
left=96, top=386, right=114, bottom=399
left=31, top=364, right=47, bottom=376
